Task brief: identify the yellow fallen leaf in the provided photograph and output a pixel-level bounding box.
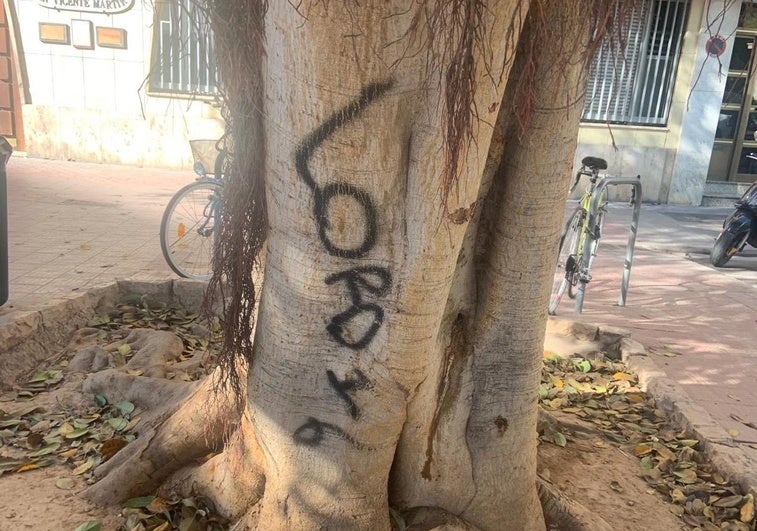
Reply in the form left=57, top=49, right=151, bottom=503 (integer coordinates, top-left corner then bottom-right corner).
left=14, top=462, right=39, bottom=473
left=632, top=443, right=653, bottom=457
left=73, top=458, right=95, bottom=475
left=741, top=495, right=754, bottom=523
left=612, top=372, right=635, bottom=381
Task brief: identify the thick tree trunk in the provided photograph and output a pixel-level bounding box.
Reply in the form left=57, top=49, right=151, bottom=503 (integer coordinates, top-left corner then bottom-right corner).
left=246, top=2, right=525, bottom=528
left=85, top=2, right=602, bottom=529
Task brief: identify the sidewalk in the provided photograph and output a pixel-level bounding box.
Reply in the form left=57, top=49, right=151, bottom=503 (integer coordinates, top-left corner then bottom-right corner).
left=3, top=156, right=189, bottom=310
left=557, top=202, right=757, bottom=486
left=2, top=157, right=756, bottom=488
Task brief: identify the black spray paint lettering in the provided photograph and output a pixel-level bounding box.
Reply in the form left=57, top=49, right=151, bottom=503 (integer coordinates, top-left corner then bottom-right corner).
left=294, top=79, right=394, bottom=258
left=326, top=369, right=370, bottom=419
left=325, top=266, right=392, bottom=350
left=292, top=80, right=394, bottom=448
left=293, top=417, right=367, bottom=450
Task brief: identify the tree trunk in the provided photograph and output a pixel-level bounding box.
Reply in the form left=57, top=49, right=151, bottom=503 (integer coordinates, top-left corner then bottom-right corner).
left=246, top=2, right=527, bottom=527
left=86, top=1, right=602, bottom=529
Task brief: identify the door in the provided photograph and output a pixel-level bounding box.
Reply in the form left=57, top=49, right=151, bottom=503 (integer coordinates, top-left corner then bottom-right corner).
left=707, top=31, right=757, bottom=183
left=0, top=4, right=23, bottom=150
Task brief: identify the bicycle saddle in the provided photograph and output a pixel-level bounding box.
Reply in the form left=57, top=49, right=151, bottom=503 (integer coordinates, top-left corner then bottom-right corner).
left=581, top=156, right=608, bottom=171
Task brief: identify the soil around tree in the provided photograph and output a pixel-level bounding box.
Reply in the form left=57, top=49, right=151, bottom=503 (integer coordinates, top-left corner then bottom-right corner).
left=0, top=296, right=754, bottom=531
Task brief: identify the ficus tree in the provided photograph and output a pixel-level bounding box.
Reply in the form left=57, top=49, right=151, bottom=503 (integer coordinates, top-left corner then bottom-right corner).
left=84, top=1, right=632, bottom=529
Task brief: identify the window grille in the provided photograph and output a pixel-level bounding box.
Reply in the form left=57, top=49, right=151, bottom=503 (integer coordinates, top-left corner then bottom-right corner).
left=150, top=1, right=218, bottom=96
left=582, top=0, right=689, bottom=126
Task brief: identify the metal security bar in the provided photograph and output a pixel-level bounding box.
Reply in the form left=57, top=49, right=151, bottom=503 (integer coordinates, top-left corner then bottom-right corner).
left=583, top=0, right=689, bottom=126
left=150, top=1, right=218, bottom=96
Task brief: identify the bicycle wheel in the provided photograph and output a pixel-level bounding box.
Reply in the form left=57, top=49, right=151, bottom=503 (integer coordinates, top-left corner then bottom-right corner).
left=160, top=180, right=223, bottom=280
left=548, top=208, right=583, bottom=315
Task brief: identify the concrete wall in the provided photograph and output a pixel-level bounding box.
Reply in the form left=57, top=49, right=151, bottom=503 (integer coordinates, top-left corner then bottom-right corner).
left=11, top=0, right=223, bottom=168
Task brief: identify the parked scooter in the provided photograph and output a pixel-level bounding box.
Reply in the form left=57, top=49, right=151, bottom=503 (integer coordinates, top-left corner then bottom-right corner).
left=710, top=179, right=757, bottom=267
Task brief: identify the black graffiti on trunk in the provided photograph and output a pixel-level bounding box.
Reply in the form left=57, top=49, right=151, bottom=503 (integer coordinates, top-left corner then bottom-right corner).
left=293, top=417, right=367, bottom=450
left=294, top=79, right=394, bottom=258
left=326, top=369, right=370, bottom=419
left=292, top=80, right=395, bottom=449
left=325, top=266, right=392, bottom=349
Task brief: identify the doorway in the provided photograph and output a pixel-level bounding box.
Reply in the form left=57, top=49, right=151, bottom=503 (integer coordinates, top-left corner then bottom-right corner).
left=706, top=31, right=757, bottom=183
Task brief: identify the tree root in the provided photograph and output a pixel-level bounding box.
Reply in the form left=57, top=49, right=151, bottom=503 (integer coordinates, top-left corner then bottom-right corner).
left=83, top=370, right=196, bottom=414
left=83, top=367, right=245, bottom=506
left=158, top=411, right=265, bottom=520
left=402, top=506, right=476, bottom=530
left=537, top=476, right=613, bottom=531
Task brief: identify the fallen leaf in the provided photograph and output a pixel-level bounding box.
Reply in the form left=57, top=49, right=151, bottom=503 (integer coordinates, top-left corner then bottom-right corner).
left=65, top=428, right=91, bottom=439
left=73, top=457, right=96, bottom=475
left=673, top=468, right=698, bottom=484
left=72, top=521, right=101, bottom=531
left=14, top=462, right=40, bottom=473
left=29, top=442, right=60, bottom=457
left=114, top=401, right=135, bottom=415
left=56, top=477, right=76, bottom=490
left=117, top=344, right=132, bottom=357
left=740, top=494, right=754, bottom=523
left=125, top=495, right=156, bottom=508
left=108, top=418, right=128, bottom=431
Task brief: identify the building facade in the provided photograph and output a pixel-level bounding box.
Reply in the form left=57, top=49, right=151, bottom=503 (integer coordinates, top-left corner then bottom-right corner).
left=0, top=0, right=754, bottom=203
left=2, top=0, right=223, bottom=168
left=576, top=0, right=756, bottom=205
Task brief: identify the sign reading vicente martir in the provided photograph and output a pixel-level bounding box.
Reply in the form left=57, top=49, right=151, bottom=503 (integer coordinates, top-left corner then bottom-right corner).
left=37, top=0, right=134, bottom=14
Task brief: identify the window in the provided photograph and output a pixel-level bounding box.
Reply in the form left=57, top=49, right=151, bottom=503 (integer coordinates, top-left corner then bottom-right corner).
left=150, top=1, right=218, bottom=96
left=582, top=0, right=689, bottom=126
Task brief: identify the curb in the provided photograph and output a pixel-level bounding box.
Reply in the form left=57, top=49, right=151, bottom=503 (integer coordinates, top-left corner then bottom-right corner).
left=546, top=317, right=757, bottom=499
left=0, top=279, right=210, bottom=390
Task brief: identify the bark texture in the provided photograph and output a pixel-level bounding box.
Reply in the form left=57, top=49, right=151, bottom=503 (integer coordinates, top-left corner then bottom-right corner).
left=86, top=1, right=610, bottom=529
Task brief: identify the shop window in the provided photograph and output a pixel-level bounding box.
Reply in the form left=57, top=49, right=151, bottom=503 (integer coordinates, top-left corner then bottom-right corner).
left=582, top=0, right=689, bottom=126
left=150, top=1, right=218, bottom=96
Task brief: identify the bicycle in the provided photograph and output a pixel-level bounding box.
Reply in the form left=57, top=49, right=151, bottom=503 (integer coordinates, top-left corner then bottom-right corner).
left=548, top=156, right=611, bottom=315
left=160, top=142, right=226, bottom=280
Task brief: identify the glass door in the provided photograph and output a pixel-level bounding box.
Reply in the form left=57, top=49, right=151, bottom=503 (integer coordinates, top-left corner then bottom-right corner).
left=707, top=31, right=757, bottom=183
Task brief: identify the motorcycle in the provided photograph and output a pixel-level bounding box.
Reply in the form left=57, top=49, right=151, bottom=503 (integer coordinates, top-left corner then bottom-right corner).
left=710, top=179, right=757, bottom=267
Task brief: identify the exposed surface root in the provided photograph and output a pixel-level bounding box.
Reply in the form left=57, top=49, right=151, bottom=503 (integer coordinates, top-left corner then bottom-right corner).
left=83, top=371, right=196, bottom=414
left=401, top=506, right=476, bottom=530
left=538, top=477, right=613, bottom=531
left=159, top=412, right=265, bottom=520
left=84, top=367, right=244, bottom=506
left=122, top=329, right=185, bottom=378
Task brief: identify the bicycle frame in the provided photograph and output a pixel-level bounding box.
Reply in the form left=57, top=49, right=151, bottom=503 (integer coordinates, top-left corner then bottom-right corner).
left=197, top=184, right=222, bottom=237
left=568, top=168, right=607, bottom=285
left=550, top=156, right=642, bottom=315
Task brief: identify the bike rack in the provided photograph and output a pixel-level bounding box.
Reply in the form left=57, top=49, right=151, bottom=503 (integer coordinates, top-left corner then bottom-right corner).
left=574, top=176, right=642, bottom=314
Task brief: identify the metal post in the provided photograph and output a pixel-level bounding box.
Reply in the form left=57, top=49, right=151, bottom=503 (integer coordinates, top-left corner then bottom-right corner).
left=619, top=176, right=642, bottom=306
left=0, top=137, right=12, bottom=306
left=573, top=177, right=643, bottom=313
